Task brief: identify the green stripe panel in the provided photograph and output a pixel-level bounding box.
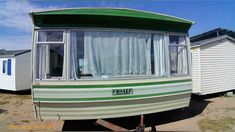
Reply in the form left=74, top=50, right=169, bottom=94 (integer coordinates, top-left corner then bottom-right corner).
left=33, top=89, right=191, bottom=102
left=33, top=79, right=191, bottom=89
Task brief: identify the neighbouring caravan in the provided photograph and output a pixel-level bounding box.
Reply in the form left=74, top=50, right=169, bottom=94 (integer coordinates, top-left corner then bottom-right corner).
left=0, top=49, right=31, bottom=91
left=191, top=28, right=235, bottom=95
left=30, top=8, right=194, bottom=120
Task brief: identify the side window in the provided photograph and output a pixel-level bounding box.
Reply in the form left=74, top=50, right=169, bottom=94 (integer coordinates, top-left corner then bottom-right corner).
left=2, top=60, right=6, bottom=74
left=36, top=30, right=65, bottom=80
left=38, top=31, right=64, bottom=42
left=2, top=59, right=11, bottom=76
left=169, top=35, right=188, bottom=75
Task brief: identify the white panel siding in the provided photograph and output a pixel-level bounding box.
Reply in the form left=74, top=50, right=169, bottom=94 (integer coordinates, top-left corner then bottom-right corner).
left=0, top=58, right=16, bottom=91
left=15, top=52, right=31, bottom=90
left=33, top=82, right=191, bottom=99
left=191, top=47, right=201, bottom=94
left=32, top=80, right=191, bottom=120
left=200, top=39, right=235, bottom=95
left=37, top=97, right=190, bottom=120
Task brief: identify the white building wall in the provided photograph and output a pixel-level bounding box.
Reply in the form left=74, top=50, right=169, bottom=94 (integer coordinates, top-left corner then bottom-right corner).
left=15, top=52, right=31, bottom=91
left=200, top=39, right=235, bottom=95
left=191, top=47, right=201, bottom=94
left=0, top=58, right=16, bottom=91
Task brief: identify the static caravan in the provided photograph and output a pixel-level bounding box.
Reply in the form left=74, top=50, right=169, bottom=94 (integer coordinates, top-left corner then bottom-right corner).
left=0, top=49, right=31, bottom=91
left=191, top=28, right=235, bottom=95
left=30, top=8, right=194, bottom=120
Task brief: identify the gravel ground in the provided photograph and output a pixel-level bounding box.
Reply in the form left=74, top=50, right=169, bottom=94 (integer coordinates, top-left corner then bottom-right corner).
left=0, top=90, right=234, bottom=131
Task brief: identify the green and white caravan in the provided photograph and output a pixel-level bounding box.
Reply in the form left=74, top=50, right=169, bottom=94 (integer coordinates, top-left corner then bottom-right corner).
left=30, top=8, right=194, bottom=120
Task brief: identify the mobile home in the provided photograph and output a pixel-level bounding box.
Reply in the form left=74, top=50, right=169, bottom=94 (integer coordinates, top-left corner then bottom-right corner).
left=0, top=49, right=31, bottom=91
left=191, top=28, right=235, bottom=95
left=30, top=8, right=194, bottom=120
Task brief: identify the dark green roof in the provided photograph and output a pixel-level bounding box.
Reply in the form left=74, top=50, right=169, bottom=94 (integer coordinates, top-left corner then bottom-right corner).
left=30, top=8, right=194, bottom=33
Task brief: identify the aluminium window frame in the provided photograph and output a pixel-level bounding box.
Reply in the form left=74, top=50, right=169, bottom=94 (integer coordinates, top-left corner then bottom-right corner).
left=33, top=27, right=190, bottom=82
left=2, top=60, right=7, bottom=75
left=68, top=29, right=167, bottom=80
left=34, top=29, right=67, bottom=81
left=68, top=29, right=187, bottom=80
left=168, top=35, right=189, bottom=76
left=36, top=30, right=65, bottom=44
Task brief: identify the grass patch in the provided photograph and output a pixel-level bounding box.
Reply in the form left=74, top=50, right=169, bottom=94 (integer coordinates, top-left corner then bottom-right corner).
left=222, top=92, right=235, bottom=98
left=0, top=100, right=9, bottom=105
left=225, top=107, right=235, bottom=111
left=21, top=120, right=30, bottom=123
left=198, top=117, right=235, bottom=132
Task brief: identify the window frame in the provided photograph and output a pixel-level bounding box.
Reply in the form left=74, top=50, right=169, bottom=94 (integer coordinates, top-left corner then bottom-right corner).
left=168, top=35, right=189, bottom=76
left=35, top=29, right=67, bottom=81
left=33, top=28, right=190, bottom=82
left=68, top=30, right=160, bottom=80
left=36, top=30, right=65, bottom=44
left=2, top=60, right=7, bottom=74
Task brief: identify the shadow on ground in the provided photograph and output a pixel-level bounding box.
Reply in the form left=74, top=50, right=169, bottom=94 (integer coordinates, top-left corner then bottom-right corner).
left=0, top=89, right=31, bottom=95
left=0, top=109, right=7, bottom=114
left=62, top=96, right=211, bottom=131
left=192, top=90, right=235, bottom=100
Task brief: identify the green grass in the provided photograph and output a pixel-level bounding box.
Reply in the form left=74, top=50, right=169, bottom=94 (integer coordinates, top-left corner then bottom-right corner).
left=0, top=100, right=9, bottom=105
left=225, top=107, right=235, bottom=111
left=198, top=117, right=235, bottom=132
left=21, top=120, right=30, bottom=123
left=220, top=92, right=235, bottom=98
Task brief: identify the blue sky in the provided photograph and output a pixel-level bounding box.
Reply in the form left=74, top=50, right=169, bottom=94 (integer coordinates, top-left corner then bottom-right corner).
left=0, top=0, right=234, bottom=50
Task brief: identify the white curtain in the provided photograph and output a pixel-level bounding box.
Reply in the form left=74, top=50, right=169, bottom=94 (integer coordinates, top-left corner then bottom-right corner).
left=177, top=37, right=188, bottom=74
left=153, top=34, right=167, bottom=77
left=38, top=31, right=47, bottom=42
left=37, top=44, right=66, bottom=79
left=83, top=31, right=151, bottom=78
left=37, top=44, right=49, bottom=79
left=70, top=32, right=79, bottom=80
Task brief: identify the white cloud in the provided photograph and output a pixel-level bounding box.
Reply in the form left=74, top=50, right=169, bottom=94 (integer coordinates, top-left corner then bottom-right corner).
left=0, top=1, right=60, bottom=50
left=0, top=1, right=59, bottom=33
left=0, top=1, right=41, bottom=33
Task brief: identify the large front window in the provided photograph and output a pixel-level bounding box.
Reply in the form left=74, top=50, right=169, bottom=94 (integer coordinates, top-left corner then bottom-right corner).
left=70, top=31, right=152, bottom=79
left=36, top=31, right=65, bottom=80
left=34, top=29, right=189, bottom=80
left=69, top=31, right=168, bottom=79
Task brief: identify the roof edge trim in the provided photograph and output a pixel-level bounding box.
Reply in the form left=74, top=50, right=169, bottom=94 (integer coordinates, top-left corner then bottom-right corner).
left=191, top=35, right=235, bottom=48
left=30, top=7, right=195, bottom=24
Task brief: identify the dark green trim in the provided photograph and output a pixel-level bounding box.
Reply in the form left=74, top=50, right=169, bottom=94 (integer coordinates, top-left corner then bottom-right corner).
left=33, top=79, right=191, bottom=89
left=33, top=89, right=191, bottom=102
left=31, top=8, right=193, bottom=33
left=32, top=8, right=193, bottom=24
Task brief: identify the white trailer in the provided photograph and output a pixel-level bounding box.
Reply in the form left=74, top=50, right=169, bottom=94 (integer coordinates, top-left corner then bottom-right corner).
left=191, top=28, right=235, bottom=95
left=0, top=49, right=31, bottom=91
left=30, top=8, right=194, bottom=120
